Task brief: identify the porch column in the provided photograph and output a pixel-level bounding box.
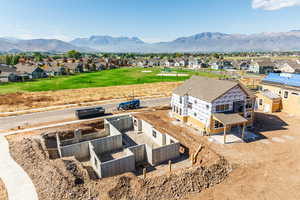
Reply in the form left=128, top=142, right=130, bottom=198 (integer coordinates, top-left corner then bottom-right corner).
left=223, top=125, right=227, bottom=144
left=242, top=122, right=246, bottom=140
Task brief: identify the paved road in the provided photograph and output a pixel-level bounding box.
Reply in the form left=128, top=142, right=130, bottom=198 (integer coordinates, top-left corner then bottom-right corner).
left=0, top=97, right=170, bottom=130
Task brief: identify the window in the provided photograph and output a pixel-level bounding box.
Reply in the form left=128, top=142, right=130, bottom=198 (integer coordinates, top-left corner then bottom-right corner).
left=152, top=130, right=157, bottom=138
left=214, top=120, right=224, bottom=129
left=292, top=92, right=299, bottom=96
left=194, top=112, right=197, bottom=117
left=259, top=99, right=263, bottom=105
left=206, top=105, right=210, bottom=110
left=284, top=91, right=289, bottom=99
left=279, top=90, right=281, bottom=95
left=194, top=100, right=197, bottom=104
left=246, top=112, right=252, bottom=119
left=170, top=139, right=175, bottom=144
left=94, top=158, right=98, bottom=167
left=246, top=100, right=253, bottom=109
left=179, top=108, right=182, bottom=115
left=188, top=102, right=192, bottom=109
left=134, top=119, right=137, bottom=126
left=216, top=104, right=230, bottom=112
left=179, top=97, right=182, bottom=104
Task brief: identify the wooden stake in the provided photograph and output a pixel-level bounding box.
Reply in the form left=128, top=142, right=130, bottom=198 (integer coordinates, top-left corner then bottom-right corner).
left=223, top=125, right=227, bottom=144
left=143, top=168, right=146, bottom=179
left=168, top=160, right=172, bottom=173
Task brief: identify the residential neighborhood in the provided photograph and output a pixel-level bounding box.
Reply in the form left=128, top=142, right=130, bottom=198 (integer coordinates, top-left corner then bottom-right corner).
left=2, top=0, right=300, bottom=200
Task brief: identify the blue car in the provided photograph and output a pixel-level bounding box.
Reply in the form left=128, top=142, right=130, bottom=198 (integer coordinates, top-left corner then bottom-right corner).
left=117, top=99, right=140, bottom=110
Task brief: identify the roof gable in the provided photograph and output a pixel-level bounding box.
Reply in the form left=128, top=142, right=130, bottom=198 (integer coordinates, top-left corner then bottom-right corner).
left=173, top=76, right=239, bottom=102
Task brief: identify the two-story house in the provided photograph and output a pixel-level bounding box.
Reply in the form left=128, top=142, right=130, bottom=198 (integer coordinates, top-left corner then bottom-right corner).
left=248, top=60, right=275, bottom=74
left=171, top=76, right=255, bottom=142
left=256, top=73, right=300, bottom=116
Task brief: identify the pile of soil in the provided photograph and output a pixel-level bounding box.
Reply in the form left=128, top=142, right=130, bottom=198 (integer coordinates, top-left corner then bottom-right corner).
left=108, top=157, right=231, bottom=200
left=9, top=137, right=95, bottom=200
left=0, top=178, right=8, bottom=200
left=8, top=134, right=231, bottom=200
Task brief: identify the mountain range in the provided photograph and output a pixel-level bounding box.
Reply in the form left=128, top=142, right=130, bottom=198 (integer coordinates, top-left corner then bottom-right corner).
left=1, top=30, right=300, bottom=53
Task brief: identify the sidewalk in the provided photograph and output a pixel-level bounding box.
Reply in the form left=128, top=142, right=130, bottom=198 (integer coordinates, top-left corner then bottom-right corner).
left=0, top=136, right=38, bottom=200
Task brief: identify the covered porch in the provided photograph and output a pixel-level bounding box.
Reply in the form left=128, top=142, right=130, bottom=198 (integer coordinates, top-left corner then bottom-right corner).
left=212, top=113, right=248, bottom=144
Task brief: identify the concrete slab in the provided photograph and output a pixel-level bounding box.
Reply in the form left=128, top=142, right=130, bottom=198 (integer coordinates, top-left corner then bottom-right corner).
left=0, top=136, right=38, bottom=200
left=271, top=137, right=286, bottom=143
left=209, top=133, right=243, bottom=144
left=260, top=139, right=271, bottom=144
left=281, top=135, right=295, bottom=140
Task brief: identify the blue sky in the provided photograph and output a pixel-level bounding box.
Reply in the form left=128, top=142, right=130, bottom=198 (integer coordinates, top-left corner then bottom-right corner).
left=0, top=0, right=300, bottom=43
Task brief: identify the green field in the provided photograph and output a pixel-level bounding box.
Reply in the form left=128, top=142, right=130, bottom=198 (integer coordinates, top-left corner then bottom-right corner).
left=0, top=67, right=224, bottom=94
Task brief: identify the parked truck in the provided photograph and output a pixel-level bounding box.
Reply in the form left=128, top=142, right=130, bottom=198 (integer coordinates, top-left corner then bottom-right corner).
left=117, top=99, right=140, bottom=110
left=75, top=106, right=105, bottom=119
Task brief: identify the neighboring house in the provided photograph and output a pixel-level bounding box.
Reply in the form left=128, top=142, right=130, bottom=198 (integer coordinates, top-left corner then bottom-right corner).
left=65, top=62, right=84, bottom=73
left=257, top=73, right=300, bottom=116
left=179, top=60, right=187, bottom=67
left=171, top=76, right=255, bottom=141
left=276, top=61, right=300, bottom=74
left=15, top=64, right=47, bottom=79
left=0, top=65, right=19, bottom=82
left=188, top=59, right=201, bottom=69
left=248, top=60, right=275, bottom=74
left=222, top=60, right=234, bottom=69
left=210, top=61, right=223, bottom=70
left=255, top=90, right=281, bottom=113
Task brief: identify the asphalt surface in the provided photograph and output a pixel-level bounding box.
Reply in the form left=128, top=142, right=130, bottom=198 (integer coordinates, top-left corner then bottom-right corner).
left=0, top=97, right=171, bottom=130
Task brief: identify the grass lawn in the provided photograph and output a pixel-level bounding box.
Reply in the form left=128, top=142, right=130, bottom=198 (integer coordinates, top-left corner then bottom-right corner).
left=0, top=67, right=224, bottom=94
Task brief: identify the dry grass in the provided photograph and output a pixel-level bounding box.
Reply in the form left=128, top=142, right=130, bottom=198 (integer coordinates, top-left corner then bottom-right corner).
left=0, top=178, right=8, bottom=200
left=0, top=82, right=181, bottom=113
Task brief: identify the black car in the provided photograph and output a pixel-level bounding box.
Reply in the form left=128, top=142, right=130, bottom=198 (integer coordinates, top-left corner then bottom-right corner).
left=75, top=107, right=105, bottom=119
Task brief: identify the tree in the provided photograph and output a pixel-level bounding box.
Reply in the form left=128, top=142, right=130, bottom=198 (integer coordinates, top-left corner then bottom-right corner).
left=67, top=50, right=82, bottom=59
left=33, top=52, right=42, bottom=62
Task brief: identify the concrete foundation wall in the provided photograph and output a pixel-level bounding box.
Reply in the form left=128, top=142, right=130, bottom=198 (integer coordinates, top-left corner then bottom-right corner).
left=60, top=141, right=90, bottom=160
left=151, top=143, right=180, bottom=166
left=91, top=134, right=122, bottom=155
left=165, top=134, right=178, bottom=145
left=89, top=142, right=102, bottom=178
left=128, top=144, right=146, bottom=163
left=99, top=150, right=135, bottom=178
left=141, top=119, right=165, bottom=146
left=105, top=116, right=133, bottom=133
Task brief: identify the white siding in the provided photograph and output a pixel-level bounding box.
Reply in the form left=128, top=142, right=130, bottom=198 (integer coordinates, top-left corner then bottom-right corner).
left=212, top=85, right=247, bottom=113
left=186, top=96, right=212, bottom=127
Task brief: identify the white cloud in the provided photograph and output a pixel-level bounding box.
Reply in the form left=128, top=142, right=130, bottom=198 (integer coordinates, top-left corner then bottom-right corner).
left=252, top=0, right=300, bottom=10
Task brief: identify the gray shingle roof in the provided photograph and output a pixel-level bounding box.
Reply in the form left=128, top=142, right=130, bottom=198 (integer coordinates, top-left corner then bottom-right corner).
left=173, top=76, right=252, bottom=102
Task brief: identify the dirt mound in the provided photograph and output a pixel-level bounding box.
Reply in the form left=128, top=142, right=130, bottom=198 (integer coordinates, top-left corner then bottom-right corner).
left=0, top=178, right=8, bottom=200
left=108, top=158, right=231, bottom=200
left=9, top=137, right=94, bottom=200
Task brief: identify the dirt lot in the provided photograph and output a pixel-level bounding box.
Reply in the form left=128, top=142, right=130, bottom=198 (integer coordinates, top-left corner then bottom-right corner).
left=8, top=135, right=230, bottom=200
left=6, top=109, right=232, bottom=200
left=0, top=178, right=8, bottom=200
left=185, top=112, right=300, bottom=200
left=7, top=109, right=300, bottom=199
left=133, top=110, right=220, bottom=166
left=0, top=82, right=181, bottom=113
